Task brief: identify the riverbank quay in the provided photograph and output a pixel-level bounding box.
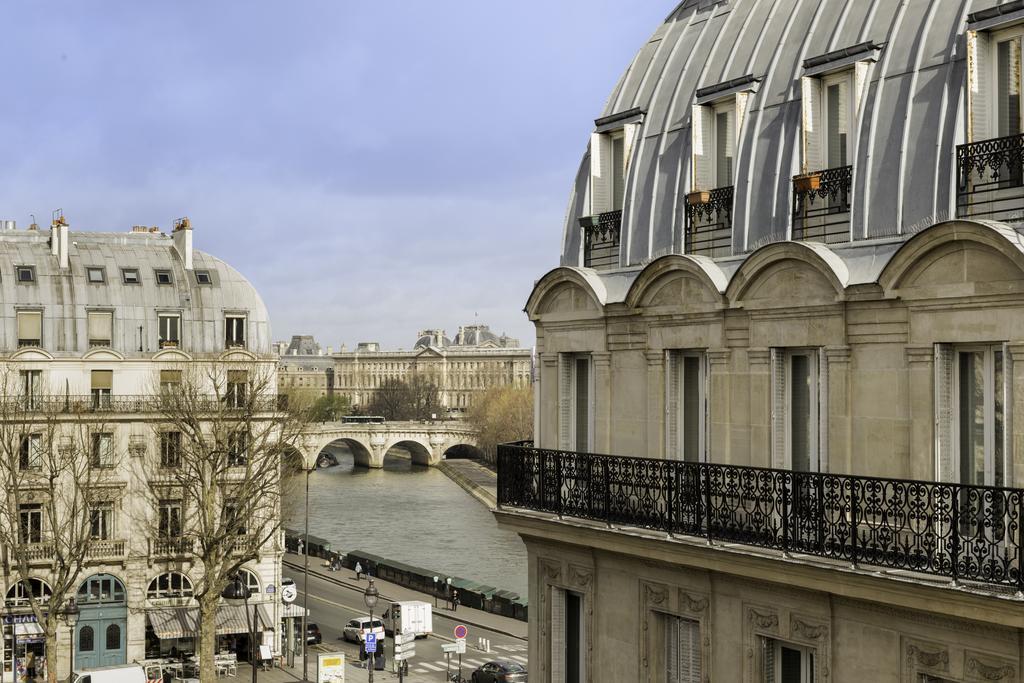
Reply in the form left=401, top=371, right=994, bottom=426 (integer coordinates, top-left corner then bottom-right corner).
left=282, top=552, right=527, bottom=638
left=435, top=458, right=497, bottom=507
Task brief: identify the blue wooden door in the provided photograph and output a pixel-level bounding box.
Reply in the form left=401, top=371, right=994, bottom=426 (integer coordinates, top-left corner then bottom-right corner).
left=75, top=575, right=127, bottom=670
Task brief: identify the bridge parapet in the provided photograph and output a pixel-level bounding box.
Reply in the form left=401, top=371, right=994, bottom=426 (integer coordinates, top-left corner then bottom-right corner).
left=297, top=420, right=479, bottom=469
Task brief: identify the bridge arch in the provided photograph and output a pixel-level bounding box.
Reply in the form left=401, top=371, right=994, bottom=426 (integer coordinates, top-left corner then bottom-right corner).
left=383, top=438, right=435, bottom=467
left=316, top=437, right=375, bottom=468
left=443, top=443, right=485, bottom=460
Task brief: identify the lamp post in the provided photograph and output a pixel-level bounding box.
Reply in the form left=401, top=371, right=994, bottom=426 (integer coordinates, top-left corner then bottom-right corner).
left=302, top=463, right=311, bottom=682
left=221, top=575, right=257, bottom=683
left=363, top=579, right=379, bottom=683
left=432, top=576, right=439, bottom=609
left=63, top=599, right=79, bottom=679
left=445, top=578, right=452, bottom=610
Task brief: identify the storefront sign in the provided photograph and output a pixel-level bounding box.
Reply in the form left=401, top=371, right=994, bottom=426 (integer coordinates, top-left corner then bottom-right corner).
left=266, top=584, right=276, bottom=594
left=2, top=615, right=39, bottom=625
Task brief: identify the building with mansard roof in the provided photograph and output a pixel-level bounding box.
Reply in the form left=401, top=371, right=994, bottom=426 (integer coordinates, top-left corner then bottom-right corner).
left=495, top=1, right=1024, bottom=681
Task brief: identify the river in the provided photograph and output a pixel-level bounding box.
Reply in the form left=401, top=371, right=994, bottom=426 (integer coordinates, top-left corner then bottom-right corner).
left=283, top=445, right=528, bottom=597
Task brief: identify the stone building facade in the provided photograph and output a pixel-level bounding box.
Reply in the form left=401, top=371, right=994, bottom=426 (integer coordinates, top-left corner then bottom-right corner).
left=0, top=217, right=289, bottom=681
left=495, top=1, right=1024, bottom=682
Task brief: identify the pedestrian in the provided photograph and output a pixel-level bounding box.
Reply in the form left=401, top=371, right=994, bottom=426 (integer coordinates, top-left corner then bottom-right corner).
left=25, top=652, right=35, bottom=682
left=355, top=561, right=363, bottom=581
left=452, top=589, right=460, bottom=613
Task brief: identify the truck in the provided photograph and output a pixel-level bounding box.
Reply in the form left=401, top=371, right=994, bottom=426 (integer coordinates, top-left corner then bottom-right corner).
left=72, top=664, right=150, bottom=683
left=382, top=600, right=432, bottom=639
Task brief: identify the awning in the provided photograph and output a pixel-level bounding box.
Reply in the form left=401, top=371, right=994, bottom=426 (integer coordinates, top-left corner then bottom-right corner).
left=14, top=622, right=43, bottom=637
left=148, top=604, right=274, bottom=640
left=280, top=604, right=307, bottom=619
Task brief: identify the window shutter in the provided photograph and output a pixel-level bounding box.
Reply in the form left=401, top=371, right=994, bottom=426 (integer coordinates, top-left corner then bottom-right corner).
left=801, top=76, right=822, bottom=173
left=160, top=370, right=181, bottom=385
left=91, top=370, right=113, bottom=391
left=763, top=638, right=776, bottom=683
left=735, top=91, right=750, bottom=138
left=666, top=616, right=701, bottom=683
left=559, top=355, right=572, bottom=450
left=715, top=109, right=735, bottom=188
left=934, top=344, right=954, bottom=482
left=17, top=311, right=41, bottom=341
left=666, top=351, right=681, bottom=459
left=818, top=347, right=829, bottom=473
left=771, top=348, right=787, bottom=469
left=1003, top=342, right=1014, bottom=487
left=692, top=105, right=715, bottom=190
left=970, top=30, right=992, bottom=142
left=88, top=312, right=112, bottom=341
left=590, top=133, right=613, bottom=214
left=551, top=587, right=566, bottom=683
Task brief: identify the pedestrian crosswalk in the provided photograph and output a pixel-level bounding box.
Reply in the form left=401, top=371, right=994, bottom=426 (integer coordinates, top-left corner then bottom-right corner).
left=412, top=652, right=528, bottom=675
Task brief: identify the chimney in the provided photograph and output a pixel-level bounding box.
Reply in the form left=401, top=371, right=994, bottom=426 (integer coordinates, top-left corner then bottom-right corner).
left=172, top=217, right=193, bottom=270
left=327, top=346, right=333, bottom=355
left=0, top=220, right=15, bottom=231
left=52, top=214, right=69, bottom=269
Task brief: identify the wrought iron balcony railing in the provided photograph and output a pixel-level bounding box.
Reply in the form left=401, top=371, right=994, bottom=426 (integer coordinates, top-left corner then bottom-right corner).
left=957, top=133, right=1024, bottom=223
left=685, top=186, right=733, bottom=257
left=792, top=165, right=853, bottom=244
left=497, top=442, right=1024, bottom=590
left=0, top=394, right=280, bottom=414
left=580, top=210, right=622, bottom=270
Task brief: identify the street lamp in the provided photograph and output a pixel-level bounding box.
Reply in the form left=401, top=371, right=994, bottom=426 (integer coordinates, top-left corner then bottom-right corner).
left=63, top=598, right=79, bottom=678
left=363, top=579, right=379, bottom=683
left=301, top=463, right=312, bottom=682
left=432, top=576, right=439, bottom=609
left=221, top=575, right=257, bottom=683
left=446, top=577, right=452, bottom=609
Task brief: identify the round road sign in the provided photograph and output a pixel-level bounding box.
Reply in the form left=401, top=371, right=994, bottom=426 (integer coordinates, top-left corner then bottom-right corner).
left=454, top=624, right=468, bottom=639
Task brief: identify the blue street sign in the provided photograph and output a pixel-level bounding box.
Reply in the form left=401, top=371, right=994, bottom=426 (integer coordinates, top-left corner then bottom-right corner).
left=365, top=632, right=377, bottom=653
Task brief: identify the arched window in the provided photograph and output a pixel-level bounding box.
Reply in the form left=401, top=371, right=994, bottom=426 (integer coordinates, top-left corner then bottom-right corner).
left=235, top=569, right=260, bottom=595
left=146, top=572, right=194, bottom=600
left=79, top=626, right=95, bottom=652
left=105, top=624, right=120, bottom=650
left=5, top=579, right=52, bottom=607
left=77, top=575, right=126, bottom=604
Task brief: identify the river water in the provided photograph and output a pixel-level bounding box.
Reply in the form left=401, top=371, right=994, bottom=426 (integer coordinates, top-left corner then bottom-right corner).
left=283, top=445, right=528, bottom=596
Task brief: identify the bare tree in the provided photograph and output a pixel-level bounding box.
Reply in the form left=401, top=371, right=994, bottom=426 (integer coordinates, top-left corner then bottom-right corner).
left=366, top=373, right=442, bottom=421
left=0, top=370, right=117, bottom=683
left=467, top=385, right=533, bottom=465
left=142, top=362, right=306, bottom=683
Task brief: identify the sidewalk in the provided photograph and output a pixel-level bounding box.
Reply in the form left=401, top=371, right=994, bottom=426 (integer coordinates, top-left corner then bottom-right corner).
left=435, top=459, right=497, bottom=508
left=283, top=552, right=526, bottom=640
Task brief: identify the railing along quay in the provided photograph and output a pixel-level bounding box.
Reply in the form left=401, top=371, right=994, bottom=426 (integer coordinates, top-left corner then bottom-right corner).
left=497, top=441, right=1024, bottom=590
left=0, top=395, right=280, bottom=414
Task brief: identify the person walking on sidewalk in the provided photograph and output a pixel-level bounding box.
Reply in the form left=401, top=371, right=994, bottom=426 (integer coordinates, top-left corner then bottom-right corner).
left=355, top=561, right=363, bottom=581
left=451, top=589, right=460, bottom=613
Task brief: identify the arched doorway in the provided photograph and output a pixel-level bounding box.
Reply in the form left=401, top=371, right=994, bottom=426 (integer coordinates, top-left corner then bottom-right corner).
left=75, top=574, right=127, bottom=669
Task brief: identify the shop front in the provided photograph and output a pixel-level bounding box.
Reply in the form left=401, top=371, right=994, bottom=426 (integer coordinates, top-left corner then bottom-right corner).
left=145, top=604, right=273, bottom=664
left=3, top=580, right=53, bottom=683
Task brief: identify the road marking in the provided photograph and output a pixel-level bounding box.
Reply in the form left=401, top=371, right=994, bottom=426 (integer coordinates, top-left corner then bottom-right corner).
left=418, top=662, right=443, bottom=671
left=510, top=655, right=528, bottom=664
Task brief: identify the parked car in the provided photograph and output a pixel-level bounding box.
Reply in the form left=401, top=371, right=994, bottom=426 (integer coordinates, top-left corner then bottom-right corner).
left=471, top=661, right=527, bottom=683
left=342, top=617, right=385, bottom=643
left=306, top=622, right=322, bottom=644
left=72, top=664, right=148, bottom=683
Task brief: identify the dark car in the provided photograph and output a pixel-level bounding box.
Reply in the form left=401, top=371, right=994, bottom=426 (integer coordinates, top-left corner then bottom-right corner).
left=305, top=623, right=322, bottom=644
left=471, top=660, right=527, bottom=683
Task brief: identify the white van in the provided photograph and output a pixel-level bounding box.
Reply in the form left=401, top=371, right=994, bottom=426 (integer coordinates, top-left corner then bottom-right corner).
left=72, top=663, right=150, bottom=683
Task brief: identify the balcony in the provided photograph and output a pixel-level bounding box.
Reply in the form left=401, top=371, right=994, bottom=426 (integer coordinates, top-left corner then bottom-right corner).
left=0, top=394, right=279, bottom=414
left=150, top=537, right=194, bottom=559
left=957, top=134, right=1024, bottom=223
left=580, top=210, right=622, bottom=270
left=13, top=542, right=54, bottom=564
left=497, top=442, right=1024, bottom=590
left=792, top=165, right=852, bottom=244
left=85, top=539, right=127, bottom=562
left=685, top=186, right=733, bottom=257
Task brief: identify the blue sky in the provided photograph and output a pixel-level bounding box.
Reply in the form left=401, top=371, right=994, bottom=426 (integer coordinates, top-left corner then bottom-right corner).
left=0, top=1, right=670, bottom=350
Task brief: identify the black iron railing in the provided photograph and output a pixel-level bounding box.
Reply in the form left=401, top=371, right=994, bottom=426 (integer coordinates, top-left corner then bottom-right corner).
left=581, top=210, right=622, bottom=270
left=497, top=442, right=1024, bottom=590
left=0, top=394, right=280, bottom=414
left=792, top=165, right=853, bottom=243
left=685, top=186, right=733, bottom=257
left=957, top=133, right=1024, bottom=223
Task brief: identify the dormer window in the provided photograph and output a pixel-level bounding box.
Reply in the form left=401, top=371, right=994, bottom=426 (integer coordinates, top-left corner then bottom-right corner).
left=88, top=311, right=113, bottom=348
left=121, top=268, right=140, bottom=285
left=17, top=310, right=42, bottom=348
left=225, top=315, right=246, bottom=349
left=195, top=270, right=212, bottom=285
left=86, top=267, right=106, bottom=284
left=155, top=269, right=173, bottom=285
left=16, top=266, right=35, bottom=283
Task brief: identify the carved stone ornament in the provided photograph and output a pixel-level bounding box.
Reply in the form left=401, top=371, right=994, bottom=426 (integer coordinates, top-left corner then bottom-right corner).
left=747, top=608, right=778, bottom=632
left=907, top=645, right=949, bottom=672
left=791, top=618, right=826, bottom=641
left=568, top=564, right=593, bottom=588
left=540, top=559, right=561, bottom=582
left=966, top=657, right=1016, bottom=681
left=644, top=583, right=669, bottom=606
left=680, top=590, right=708, bottom=613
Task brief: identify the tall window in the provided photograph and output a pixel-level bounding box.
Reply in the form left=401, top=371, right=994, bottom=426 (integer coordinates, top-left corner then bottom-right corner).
left=665, top=615, right=701, bottom=683
left=160, top=431, right=182, bottom=468
left=87, top=311, right=113, bottom=348
left=226, top=370, right=247, bottom=408
left=158, top=500, right=182, bottom=538
left=713, top=102, right=735, bottom=188
left=20, top=370, right=41, bottom=409
left=91, top=370, right=113, bottom=409
left=225, top=316, right=246, bottom=348
left=90, top=503, right=113, bottom=540
left=763, top=639, right=815, bottom=683
left=666, top=351, right=707, bottom=462
left=559, top=354, right=592, bottom=452
left=158, top=314, right=181, bottom=348
left=994, top=31, right=1023, bottom=139
left=16, top=311, right=41, bottom=347
left=589, top=124, right=638, bottom=215
left=551, top=588, right=585, bottom=683
left=772, top=349, right=823, bottom=471
left=227, top=430, right=248, bottom=466
left=160, top=369, right=182, bottom=395
left=18, top=504, right=42, bottom=543
left=222, top=498, right=247, bottom=535
left=91, top=433, right=114, bottom=468
left=957, top=346, right=1006, bottom=487
left=822, top=71, right=853, bottom=169
left=19, top=434, right=42, bottom=470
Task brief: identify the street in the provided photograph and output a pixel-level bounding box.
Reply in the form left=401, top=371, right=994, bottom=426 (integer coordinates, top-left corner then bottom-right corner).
left=290, top=563, right=528, bottom=682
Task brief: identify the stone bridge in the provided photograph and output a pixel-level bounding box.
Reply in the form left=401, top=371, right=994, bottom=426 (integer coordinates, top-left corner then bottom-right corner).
left=295, top=421, right=479, bottom=468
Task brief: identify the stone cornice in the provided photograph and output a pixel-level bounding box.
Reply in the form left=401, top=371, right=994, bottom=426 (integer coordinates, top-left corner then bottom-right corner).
left=905, top=344, right=934, bottom=364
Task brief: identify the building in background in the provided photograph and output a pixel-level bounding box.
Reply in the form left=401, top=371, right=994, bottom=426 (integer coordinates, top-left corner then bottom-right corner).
left=0, top=216, right=289, bottom=681
left=277, top=335, right=334, bottom=398
left=496, top=2, right=1024, bottom=682
left=325, top=325, right=532, bottom=416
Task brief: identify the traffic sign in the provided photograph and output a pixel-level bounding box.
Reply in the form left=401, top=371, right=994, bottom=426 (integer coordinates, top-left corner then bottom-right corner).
left=453, top=624, right=468, bottom=639
left=441, top=643, right=459, bottom=654
left=453, top=638, right=466, bottom=654
left=364, top=632, right=377, bottom=653
left=394, top=633, right=415, bottom=645
left=394, top=639, right=416, bottom=660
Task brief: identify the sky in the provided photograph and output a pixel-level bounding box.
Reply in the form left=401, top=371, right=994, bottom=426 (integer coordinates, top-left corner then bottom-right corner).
left=0, top=1, right=671, bottom=351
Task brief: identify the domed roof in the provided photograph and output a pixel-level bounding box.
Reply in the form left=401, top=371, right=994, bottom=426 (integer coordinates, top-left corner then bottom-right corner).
left=562, top=0, right=976, bottom=267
